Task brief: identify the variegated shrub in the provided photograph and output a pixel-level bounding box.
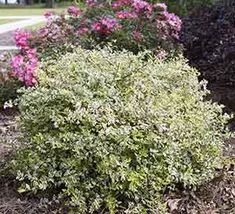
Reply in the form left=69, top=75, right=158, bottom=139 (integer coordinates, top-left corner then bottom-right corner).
left=13, top=47, right=230, bottom=213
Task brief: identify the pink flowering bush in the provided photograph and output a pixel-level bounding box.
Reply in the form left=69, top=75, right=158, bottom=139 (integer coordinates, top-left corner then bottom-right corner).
left=10, top=16, right=77, bottom=87
left=9, top=2, right=181, bottom=87
left=31, top=14, right=77, bottom=59
left=12, top=30, right=38, bottom=86
left=71, top=1, right=182, bottom=55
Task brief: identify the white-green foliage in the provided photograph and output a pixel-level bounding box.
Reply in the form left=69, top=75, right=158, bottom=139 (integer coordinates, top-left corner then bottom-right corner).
left=14, top=47, right=230, bottom=213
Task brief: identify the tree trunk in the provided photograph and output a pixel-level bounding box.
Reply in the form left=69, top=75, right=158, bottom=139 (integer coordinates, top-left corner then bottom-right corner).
left=224, top=0, right=235, bottom=6
left=45, top=0, right=55, bottom=8
left=25, top=0, right=33, bottom=5
left=5, top=0, right=8, bottom=5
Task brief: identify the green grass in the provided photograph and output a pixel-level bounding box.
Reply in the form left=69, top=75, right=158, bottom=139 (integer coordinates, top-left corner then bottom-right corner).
left=0, top=6, right=67, bottom=16
left=0, top=19, right=22, bottom=25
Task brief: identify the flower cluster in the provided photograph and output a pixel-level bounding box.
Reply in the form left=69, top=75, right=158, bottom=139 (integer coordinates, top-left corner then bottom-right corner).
left=115, top=10, right=137, bottom=19
left=132, top=30, right=143, bottom=41
left=14, top=30, right=32, bottom=49
left=165, top=12, right=182, bottom=38
left=76, top=27, right=89, bottom=35
left=92, top=16, right=120, bottom=34
left=156, top=4, right=182, bottom=39
left=11, top=30, right=38, bottom=86
left=29, top=12, right=77, bottom=61
left=76, top=0, right=182, bottom=53
left=67, top=6, right=81, bottom=16
left=132, top=0, right=152, bottom=15
left=86, top=0, right=97, bottom=7
left=44, top=10, right=55, bottom=18
left=112, top=0, right=130, bottom=9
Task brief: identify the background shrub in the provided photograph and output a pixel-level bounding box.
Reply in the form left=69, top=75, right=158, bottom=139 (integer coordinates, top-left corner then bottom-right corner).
left=181, top=0, right=235, bottom=84
left=13, top=47, right=230, bottom=213
left=96, top=0, right=218, bottom=16
left=181, top=0, right=235, bottom=112
left=70, top=1, right=182, bottom=55
left=163, top=0, right=217, bottom=16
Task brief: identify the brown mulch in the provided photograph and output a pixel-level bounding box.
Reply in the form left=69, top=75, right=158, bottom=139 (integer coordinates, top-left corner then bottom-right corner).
left=0, top=110, right=234, bottom=214
left=164, top=133, right=235, bottom=214
left=165, top=166, right=235, bottom=214
left=0, top=176, right=69, bottom=214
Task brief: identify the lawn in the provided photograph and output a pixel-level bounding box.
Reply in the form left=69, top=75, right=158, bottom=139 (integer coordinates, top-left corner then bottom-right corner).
left=0, top=7, right=67, bottom=16
left=0, top=19, right=20, bottom=25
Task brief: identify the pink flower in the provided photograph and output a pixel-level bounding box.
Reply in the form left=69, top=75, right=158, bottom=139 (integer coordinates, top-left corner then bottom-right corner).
left=11, top=46, right=38, bottom=86
left=14, top=30, right=32, bottom=49
left=26, top=48, right=37, bottom=59
left=85, top=0, right=104, bottom=8
left=162, top=11, right=182, bottom=36
left=11, top=55, right=25, bottom=82
left=115, top=10, right=137, bottom=19
left=11, top=54, right=24, bottom=68
left=112, top=2, right=122, bottom=9
left=167, top=12, right=182, bottom=32
left=132, top=0, right=149, bottom=13
left=44, top=10, right=54, bottom=18
left=156, top=11, right=182, bottom=39
left=92, top=17, right=119, bottom=34
left=112, top=0, right=130, bottom=9
left=92, top=22, right=102, bottom=31
left=39, top=27, right=49, bottom=37
left=133, top=30, right=143, bottom=41
left=67, top=6, right=81, bottom=16
left=24, top=62, right=37, bottom=86
left=101, top=17, right=118, bottom=30
left=155, top=49, right=167, bottom=60
left=86, top=0, right=97, bottom=7
left=76, top=27, right=89, bottom=35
